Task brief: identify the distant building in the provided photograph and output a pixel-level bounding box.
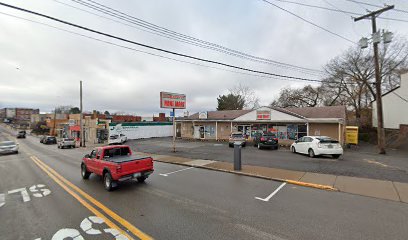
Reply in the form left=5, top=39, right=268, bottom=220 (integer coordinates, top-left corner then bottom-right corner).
left=372, top=72, right=408, bottom=129
left=1, top=107, right=39, bottom=125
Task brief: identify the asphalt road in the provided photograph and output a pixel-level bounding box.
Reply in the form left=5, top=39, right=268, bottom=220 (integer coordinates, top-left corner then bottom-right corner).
left=128, top=138, right=408, bottom=183
left=1, top=127, right=408, bottom=240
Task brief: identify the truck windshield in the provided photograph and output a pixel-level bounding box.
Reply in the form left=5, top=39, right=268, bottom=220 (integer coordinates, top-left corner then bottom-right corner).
left=104, top=147, right=130, bottom=158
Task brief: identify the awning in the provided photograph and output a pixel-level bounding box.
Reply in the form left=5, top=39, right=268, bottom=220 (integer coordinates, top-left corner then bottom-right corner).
left=69, top=125, right=80, bottom=131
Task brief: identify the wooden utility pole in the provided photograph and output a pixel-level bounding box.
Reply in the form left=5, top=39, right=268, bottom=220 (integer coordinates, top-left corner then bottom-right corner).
left=172, top=108, right=176, bottom=152
left=354, top=5, right=394, bottom=154
left=79, top=80, right=84, bottom=147
left=53, top=107, right=57, bottom=136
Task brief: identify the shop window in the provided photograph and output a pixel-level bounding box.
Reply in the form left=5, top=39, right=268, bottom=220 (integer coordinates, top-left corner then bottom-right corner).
left=287, top=125, right=297, bottom=140
left=276, top=125, right=287, bottom=139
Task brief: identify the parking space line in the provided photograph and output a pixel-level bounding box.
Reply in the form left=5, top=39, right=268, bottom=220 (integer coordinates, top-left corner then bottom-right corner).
left=159, top=167, right=194, bottom=177
left=255, top=182, right=287, bottom=202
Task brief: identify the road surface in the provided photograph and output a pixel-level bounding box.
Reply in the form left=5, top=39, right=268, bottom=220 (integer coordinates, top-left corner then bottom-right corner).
left=1, top=126, right=408, bottom=240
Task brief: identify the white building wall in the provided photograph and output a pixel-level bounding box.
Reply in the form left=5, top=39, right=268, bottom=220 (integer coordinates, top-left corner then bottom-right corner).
left=234, top=106, right=303, bottom=121
left=372, top=73, right=408, bottom=129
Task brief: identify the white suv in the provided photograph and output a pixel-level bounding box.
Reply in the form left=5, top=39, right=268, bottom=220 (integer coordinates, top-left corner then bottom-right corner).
left=108, top=134, right=127, bottom=145
left=290, top=136, right=343, bottom=159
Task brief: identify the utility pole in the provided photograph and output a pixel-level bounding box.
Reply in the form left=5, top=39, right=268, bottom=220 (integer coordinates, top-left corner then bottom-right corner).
left=79, top=80, right=84, bottom=147
left=354, top=5, right=394, bottom=154
left=53, top=106, right=57, bottom=136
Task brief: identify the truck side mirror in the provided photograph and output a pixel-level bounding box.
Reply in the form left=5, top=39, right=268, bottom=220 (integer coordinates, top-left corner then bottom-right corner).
left=84, top=154, right=90, bottom=158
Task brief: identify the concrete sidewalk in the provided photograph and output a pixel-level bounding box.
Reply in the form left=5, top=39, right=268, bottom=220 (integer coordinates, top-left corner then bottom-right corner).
left=149, top=153, right=408, bottom=204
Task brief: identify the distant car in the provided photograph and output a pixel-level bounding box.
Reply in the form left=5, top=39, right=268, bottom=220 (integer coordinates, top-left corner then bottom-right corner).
left=290, top=136, right=343, bottom=159
left=43, top=136, right=57, bottom=144
left=108, top=134, right=127, bottom=145
left=0, top=141, right=19, bottom=154
left=228, top=132, right=246, bottom=147
left=40, top=135, right=47, bottom=143
left=253, top=132, right=279, bottom=150
left=17, top=130, right=26, bottom=138
left=58, top=138, right=76, bottom=149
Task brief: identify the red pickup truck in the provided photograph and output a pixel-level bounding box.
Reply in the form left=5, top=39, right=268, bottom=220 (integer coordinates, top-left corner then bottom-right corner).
left=81, top=145, right=154, bottom=191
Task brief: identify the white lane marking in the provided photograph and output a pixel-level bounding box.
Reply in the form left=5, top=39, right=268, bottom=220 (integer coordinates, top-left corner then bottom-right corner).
left=0, top=193, right=5, bottom=207
left=52, top=229, right=84, bottom=240
left=255, top=182, right=287, bottom=202
left=159, top=167, right=194, bottom=177
left=8, top=187, right=30, bottom=202
left=80, top=216, right=104, bottom=235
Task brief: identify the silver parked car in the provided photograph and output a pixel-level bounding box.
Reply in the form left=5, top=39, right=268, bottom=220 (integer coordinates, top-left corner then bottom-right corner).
left=58, top=138, right=76, bottom=149
left=0, top=141, right=19, bottom=154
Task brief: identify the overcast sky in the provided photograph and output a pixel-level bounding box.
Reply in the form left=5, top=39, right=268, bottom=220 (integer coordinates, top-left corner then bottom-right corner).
left=1, top=0, right=408, bottom=116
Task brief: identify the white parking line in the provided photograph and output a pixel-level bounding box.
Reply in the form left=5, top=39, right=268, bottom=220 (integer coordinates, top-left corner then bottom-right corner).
left=159, top=167, right=194, bottom=177
left=255, top=182, right=286, bottom=202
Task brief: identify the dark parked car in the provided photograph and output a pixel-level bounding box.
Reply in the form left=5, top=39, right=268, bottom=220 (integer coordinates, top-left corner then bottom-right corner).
left=17, top=130, right=26, bottom=138
left=253, top=132, right=279, bottom=150
left=43, top=136, right=57, bottom=144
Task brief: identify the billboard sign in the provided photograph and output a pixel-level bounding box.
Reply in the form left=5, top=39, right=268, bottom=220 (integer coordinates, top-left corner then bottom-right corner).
left=160, top=92, right=186, bottom=109
left=256, top=110, right=271, bottom=120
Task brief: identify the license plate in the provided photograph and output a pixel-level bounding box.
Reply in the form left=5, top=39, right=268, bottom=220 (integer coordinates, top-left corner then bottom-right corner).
left=328, top=144, right=333, bottom=148
left=133, top=173, right=141, bottom=178
left=268, top=139, right=272, bottom=142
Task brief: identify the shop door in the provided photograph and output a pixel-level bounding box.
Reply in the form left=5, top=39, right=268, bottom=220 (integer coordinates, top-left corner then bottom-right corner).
left=193, top=126, right=200, bottom=139
left=199, top=126, right=205, bottom=139
left=176, top=123, right=182, bottom=138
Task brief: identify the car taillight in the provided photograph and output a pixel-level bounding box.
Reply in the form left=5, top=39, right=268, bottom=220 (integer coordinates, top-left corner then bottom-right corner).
left=116, top=165, right=122, bottom=173
left=273, top=138, right=278, bottom=141
left=260, top=137, right=265, bottom=141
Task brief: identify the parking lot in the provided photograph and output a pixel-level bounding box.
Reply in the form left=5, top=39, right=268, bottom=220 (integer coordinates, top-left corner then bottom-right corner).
left=128, top=137, right=408, bottom=183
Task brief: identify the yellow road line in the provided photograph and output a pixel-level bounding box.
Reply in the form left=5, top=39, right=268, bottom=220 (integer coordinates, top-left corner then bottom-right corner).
left=30, top=156, right=134, bottom=240
left=286, top=180, right=337, bottom=191
left=31, top=156, right=153, bottom=240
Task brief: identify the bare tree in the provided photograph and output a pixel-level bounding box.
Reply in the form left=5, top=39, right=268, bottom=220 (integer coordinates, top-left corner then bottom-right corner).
left=270, top=85, right=324, bottom=108
left=229, top=84, right=260, bottom=109
left=323, top=36, right=408, bottom=124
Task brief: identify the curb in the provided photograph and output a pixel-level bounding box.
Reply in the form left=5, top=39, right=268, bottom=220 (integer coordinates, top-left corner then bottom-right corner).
left=153, top=159, right=338, bottom=192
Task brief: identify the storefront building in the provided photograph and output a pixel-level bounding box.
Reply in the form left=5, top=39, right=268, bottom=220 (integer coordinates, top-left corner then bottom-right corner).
left=177, top=106, right=346, bottom=145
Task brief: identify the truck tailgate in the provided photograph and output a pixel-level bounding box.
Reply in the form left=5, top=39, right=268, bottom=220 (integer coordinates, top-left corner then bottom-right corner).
left=118, top=157, right=153, bottom=175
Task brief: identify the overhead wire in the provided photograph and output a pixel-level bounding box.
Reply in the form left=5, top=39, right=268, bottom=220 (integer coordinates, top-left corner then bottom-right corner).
left=64, top=0, right=324, bottom=75
left=263, top=0, right=408, bottom=23
left=260, top=0, right=356, bottom=44
left=0, top=2, right=325, bottom=83
left=344, top=0, right=408, bottom=14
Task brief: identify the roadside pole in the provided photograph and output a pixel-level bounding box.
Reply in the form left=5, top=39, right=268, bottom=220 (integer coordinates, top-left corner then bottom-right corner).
left=79, top=80, right=84, bottom=147
left=354, top=5, right=394, bottom=154
left=172, top=108, right=176, bottom=152
left=53, top=106, right=57, bottom=136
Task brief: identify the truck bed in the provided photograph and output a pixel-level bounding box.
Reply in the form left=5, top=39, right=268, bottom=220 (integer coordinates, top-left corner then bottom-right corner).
left=106, top=153, right=152, bottom=163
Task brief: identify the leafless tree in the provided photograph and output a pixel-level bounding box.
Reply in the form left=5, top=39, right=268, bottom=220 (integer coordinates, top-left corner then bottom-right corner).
left=270, top=84, right=324, bottom=108
left=229, top=84, right=260, bottom=109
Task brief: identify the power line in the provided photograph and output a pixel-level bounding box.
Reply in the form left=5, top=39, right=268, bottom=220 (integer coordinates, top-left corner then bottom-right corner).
left=0, top=11, right=323, bottom=85
left=268, top=0, right=408, bottom=23
left=392, top=91, right=408, bottom=103
left=260, top=0, right=356, bottom=44
left=63, top=0, right=324, bottom=76
left=344, top=0, right=408, bottom=14
left=0, top=2, right=323, bottom=83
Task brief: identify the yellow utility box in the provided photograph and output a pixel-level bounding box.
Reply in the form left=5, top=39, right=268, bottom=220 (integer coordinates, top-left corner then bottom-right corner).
left=346, top=126, right=359, bottom=145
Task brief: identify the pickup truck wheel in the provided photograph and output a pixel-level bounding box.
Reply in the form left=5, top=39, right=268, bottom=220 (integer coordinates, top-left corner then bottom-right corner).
left=137, top=176, right=147, bottom=183
left=81, top=164, right=91, bottom=179
left=104, top=173, right=114, bottom=191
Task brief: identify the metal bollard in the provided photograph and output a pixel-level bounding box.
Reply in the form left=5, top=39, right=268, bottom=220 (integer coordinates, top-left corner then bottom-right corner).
left=234, top=142, right=242, bottom=171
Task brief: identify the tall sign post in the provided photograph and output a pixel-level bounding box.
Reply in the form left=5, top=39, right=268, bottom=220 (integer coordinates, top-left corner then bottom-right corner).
left=160, top=92, right=186, bottom=152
